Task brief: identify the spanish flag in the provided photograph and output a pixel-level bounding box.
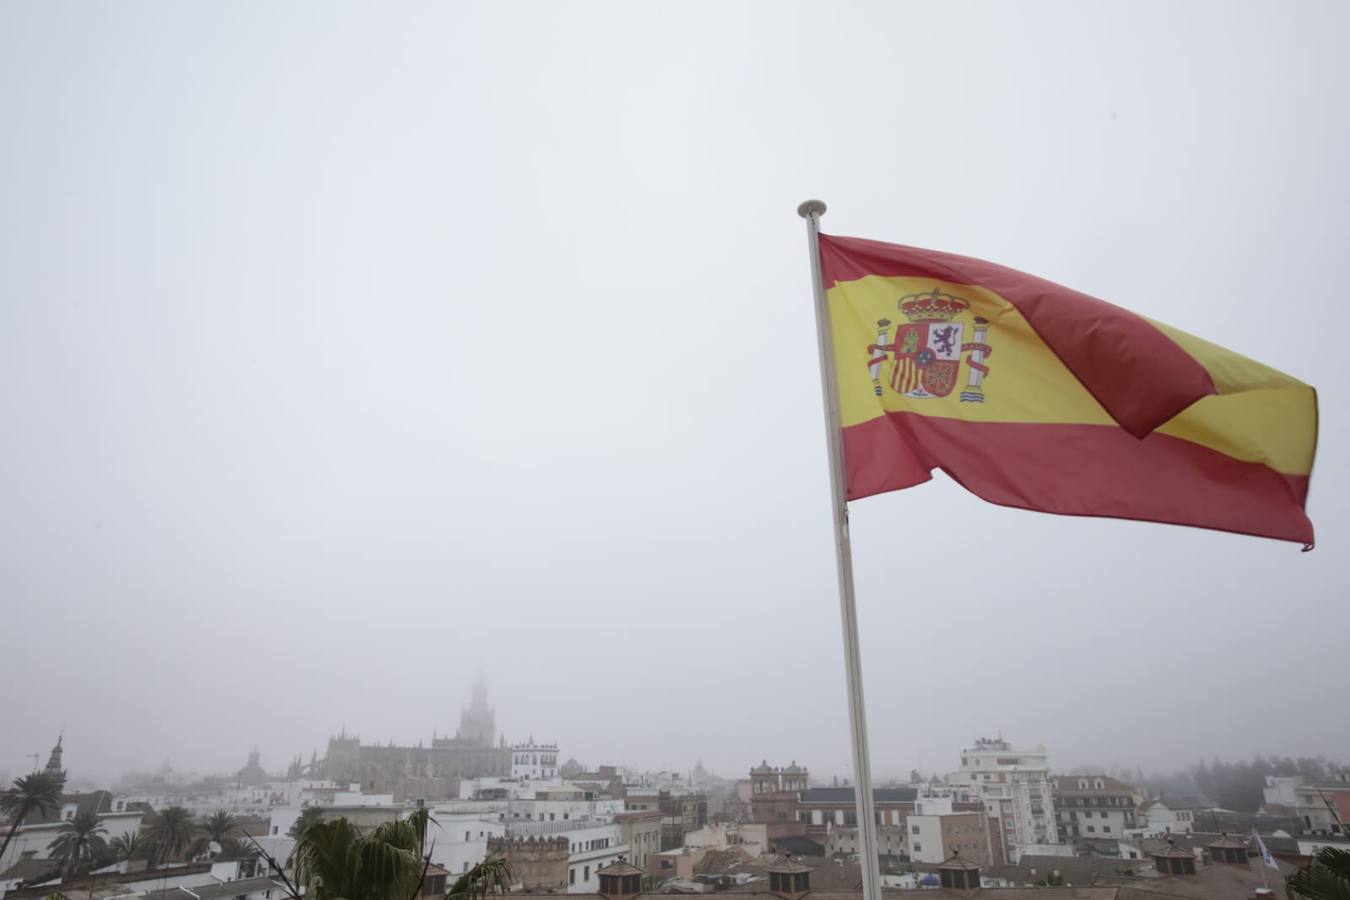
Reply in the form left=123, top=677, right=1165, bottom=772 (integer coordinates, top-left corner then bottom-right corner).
left=821, top=234, right=1318, bottom=547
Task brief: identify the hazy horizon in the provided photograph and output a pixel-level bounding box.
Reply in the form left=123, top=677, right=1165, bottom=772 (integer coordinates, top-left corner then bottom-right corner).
left=2, top=1, right=1346, bottom=792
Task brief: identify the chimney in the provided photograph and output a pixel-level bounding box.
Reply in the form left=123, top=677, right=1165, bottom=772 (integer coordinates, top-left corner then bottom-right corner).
left=597, top=858, right=644, bottom=900
left=767, top=858, right=812, bottom=900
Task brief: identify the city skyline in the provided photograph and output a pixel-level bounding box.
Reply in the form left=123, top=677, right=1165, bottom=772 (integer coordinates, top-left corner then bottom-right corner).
left=3, top=0, right=1346, bottom=820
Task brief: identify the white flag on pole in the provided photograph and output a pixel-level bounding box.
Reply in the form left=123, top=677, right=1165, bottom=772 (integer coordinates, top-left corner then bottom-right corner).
left=1252, top=830, right=1280, bottom=871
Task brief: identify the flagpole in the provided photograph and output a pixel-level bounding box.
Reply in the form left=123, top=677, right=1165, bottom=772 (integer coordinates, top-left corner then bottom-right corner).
left=798, top=199, right=883, bottom=900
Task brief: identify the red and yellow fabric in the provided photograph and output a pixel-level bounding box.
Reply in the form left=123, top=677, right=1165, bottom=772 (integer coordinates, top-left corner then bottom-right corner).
left=820, top=233, right=1317, bottom=546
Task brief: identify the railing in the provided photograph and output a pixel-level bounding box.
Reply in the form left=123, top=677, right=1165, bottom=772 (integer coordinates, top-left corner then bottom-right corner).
left=505, top=818, right=615, bottom=837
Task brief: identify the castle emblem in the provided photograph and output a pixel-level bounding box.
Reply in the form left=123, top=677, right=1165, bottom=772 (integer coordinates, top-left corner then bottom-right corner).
left=866, top=288, right=993, bottom=401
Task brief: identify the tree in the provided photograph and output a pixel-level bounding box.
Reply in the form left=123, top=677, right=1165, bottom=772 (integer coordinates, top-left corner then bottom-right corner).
left=447, top=858, right=512, bottom=899
left=1287, top=846, right=1350, bottom=900
left=292, top=818, right=425, bottom=900
left=109, top=830, right=154, bottom=863
left=47, top=809, right=108, bottom=878
left=288, top=806, right=326, bottom=840
left=196, top=811, right=241, bottom=855
left=219, top=838, right=262, bottom=877
left=0, top=772, right=66, bottom=865
left=147, top=806, right=198, bottom=864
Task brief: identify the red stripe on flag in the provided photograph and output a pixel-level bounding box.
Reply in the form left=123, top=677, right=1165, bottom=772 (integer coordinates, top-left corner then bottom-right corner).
left=819, top=234, right=1218, bottom=440
left=841, top=412, right=1313, bottom=545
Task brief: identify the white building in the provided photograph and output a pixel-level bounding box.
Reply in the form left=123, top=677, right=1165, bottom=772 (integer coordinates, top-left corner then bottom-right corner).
left=424, top=801, right=509, bottom=876
left=947, top=737, right=1056, bottom=859
left=1137, top=794, right=1215, bottom=836
left=1051, top=775, right=1137, bottom=842
left=1263, top=776, right=1301, bottom=810
left=511, top=740, right=560, bottom=782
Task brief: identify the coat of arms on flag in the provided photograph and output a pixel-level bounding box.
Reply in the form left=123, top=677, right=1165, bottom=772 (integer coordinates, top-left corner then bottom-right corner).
left=865, top=288, right=993, bottom=402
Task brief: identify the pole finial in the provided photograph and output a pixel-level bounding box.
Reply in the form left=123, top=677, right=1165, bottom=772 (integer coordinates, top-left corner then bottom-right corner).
left=796, top=199, right=827, bottom=219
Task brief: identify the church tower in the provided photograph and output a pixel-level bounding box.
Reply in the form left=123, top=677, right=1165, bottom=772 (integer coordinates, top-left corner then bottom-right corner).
left=44, top=735, right=65, bottom=777
left=455, top=673, right=496, bottom=747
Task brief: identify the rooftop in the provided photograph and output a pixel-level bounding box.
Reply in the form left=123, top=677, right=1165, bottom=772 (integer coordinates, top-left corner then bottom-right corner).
left=1139, top=794, right=1216, bottom=812
left=1053, top=776, right=1136, bottom=795
left=189, top=878, right=287, bottom=899
left=798, top=787, right=917, bottom=804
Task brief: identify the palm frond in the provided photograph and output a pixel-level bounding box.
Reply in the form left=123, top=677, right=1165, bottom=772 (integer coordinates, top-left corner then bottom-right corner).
left=1288, top=846, right=1350, bottom=900
left=447, top=858, right=513, bottom=900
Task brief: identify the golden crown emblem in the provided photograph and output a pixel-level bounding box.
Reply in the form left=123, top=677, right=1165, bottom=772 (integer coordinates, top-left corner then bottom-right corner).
left=899, top=287, right=970, bottom=322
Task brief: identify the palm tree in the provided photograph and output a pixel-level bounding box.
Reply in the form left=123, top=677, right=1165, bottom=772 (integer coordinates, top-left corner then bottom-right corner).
left=287, top=807, right=325, bottom=841
left=47, top=809, right=108, bottom=878
left=219, top=837, right=262, bottom=877
left=195, top=810, right=240, bottom=855
left=0, top=772, right=66, bottom=865
left=108, top=830, right=154, bottom=864
left=147, top=806, right=197, bottom=864
left=1288, top=846, right=1350, bottom=900
left=447, top=858, right=512, bottom=899
left=292, top=818, right=424, bottom=900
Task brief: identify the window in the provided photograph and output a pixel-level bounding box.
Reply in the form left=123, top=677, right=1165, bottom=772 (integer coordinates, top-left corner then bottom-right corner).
left=465, top=831, right=471, bottom=842
left=570, top=870, right=576, bottom=885
left=1103, top=826, right=1111, bottom=833
left=912, top=825, right=921, bottom=835
left=913, top=843, right=922, bottom=852
left=584, top=866, right=590, bottom=881
left=1087, top=826, right=1095, bottom=833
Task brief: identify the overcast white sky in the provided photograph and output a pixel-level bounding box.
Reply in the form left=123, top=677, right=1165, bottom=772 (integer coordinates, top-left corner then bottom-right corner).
left=1, top=1, right=1346, bottom=786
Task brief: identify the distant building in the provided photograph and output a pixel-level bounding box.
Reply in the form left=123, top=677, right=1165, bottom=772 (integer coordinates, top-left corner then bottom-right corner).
left=318, top=676, right=512, bottom=799
left=512, top=739, right=560, bottom=782
left=613, top=810, right=662, bottom=870
left=747, top=762, right=806, bottom=830
left=947, top=737, right=1057, bottom=861
left=657, top=791, right=707, bottom=850
left=236, top=748, right=270, bottom=786
left=1052, top=775, right=1137, bottom=843
left=1138, top=794, right=1217, bottom=836
left=794, top=786, right=919, bottom=831
left=1293, top=773, right=1350, bottom=836
left=906, top=796, right=995, bottom=867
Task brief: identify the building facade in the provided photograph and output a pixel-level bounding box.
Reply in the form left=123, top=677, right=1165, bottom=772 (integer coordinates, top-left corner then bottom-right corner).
left=1052, top=775, right=1137, bottom=842
left=319, top=678, right=512, bottom=799
left=1138, top=795, right=1215, bottom=836
left=614, top=811, right=663, bottom=870
left=512, top=739, right=560, bottom=782
left=947, top=737, right=1056, bottom=859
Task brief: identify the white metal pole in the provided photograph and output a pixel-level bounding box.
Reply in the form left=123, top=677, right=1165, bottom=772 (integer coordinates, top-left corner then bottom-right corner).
left=797, top=199, right=883, bottom=900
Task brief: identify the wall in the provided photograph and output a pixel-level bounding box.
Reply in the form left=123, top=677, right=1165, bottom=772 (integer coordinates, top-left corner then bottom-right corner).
left=486, top=836, right=569, bottom=893
left=425, top=811, right=507, bottom=876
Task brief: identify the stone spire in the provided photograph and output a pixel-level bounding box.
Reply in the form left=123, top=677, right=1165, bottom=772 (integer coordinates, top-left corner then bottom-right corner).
left=44, top=734, right=65, bottom=776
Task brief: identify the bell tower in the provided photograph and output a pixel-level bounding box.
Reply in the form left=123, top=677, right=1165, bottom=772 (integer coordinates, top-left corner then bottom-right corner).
left=44, top=734, right=65, bottom=777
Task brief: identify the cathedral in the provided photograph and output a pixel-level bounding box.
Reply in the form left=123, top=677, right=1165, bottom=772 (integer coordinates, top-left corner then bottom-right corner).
left=318, top=676, right=512, bottom=800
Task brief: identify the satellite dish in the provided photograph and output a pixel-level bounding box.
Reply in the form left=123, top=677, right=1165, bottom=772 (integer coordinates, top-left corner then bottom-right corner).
left=208, top=841, right=223, bottom=855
